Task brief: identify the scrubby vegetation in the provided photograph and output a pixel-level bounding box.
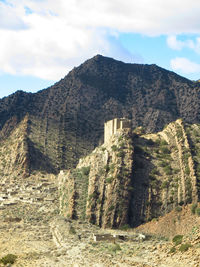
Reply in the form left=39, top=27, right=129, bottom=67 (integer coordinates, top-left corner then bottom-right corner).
left=172, top=235, right=183, bottom=246
left=179, top=243, right=192, bottom=252
left=0, top=254, right=17, bottom=265
left=191, top=203, right=198, bottom=214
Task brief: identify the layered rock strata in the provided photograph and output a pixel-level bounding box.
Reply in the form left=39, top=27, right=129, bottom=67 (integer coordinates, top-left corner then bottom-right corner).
left=59, top=120, right=200, bottom=228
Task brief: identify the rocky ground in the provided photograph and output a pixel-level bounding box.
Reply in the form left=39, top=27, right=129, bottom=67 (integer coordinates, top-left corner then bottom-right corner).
left=0, top=174, right=199, bottom=267
left=0, top=212, right=199, bottom=266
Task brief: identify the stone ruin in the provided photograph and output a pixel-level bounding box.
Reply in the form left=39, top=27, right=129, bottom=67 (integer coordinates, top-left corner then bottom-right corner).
left=104, top=118, right=131, bottom=143
left=92, top=233, right=146, bottom=242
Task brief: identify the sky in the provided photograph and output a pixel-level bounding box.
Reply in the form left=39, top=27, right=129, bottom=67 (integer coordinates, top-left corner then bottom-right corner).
left=0, top=0, right=200, bottom=98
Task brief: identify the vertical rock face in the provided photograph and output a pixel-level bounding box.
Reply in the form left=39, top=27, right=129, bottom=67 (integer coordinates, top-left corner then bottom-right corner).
left=59, top=119, right=200, bottom=228
left=59, top=129, right=134, bottom=228
left=0, top=115, right=30, bottom=178
left=130, top=120, right=200, bottom=226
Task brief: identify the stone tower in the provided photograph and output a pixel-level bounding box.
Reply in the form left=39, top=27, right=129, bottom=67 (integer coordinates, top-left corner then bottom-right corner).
left=104, top=118, right=131, bottom=143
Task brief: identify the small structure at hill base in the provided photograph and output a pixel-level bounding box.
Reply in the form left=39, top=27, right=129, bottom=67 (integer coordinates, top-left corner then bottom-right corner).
left=92, top=233, right=146, bottom=242
left=104, top=118, right=131, bottom=143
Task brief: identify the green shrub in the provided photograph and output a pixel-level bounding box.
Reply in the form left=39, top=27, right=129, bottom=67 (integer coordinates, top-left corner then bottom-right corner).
left=109, top=164, right=115, bottom=173
left=69, top=225, right=76, bottom=235
left=160, top=140, right=168, bottom=146
left=108, top=205, right=115, bottom=212
left=193, top=130, right=200, bottom=137
left=151, top=168, right=159, bottom=176
left=173, top=168, right=179, bottom=174
left=185, top=166, right=190, bottom=175
left=160, top=147, right=170, bottom=154
left=106, top=177, right=114, bottom=184
left=195, top=207, right=200, bottom=216
left=179, top=243, right=191, bottom=252
left=179, top=200, right=184, bottom=206
left=172, top=235, right=183, bottom=246
left=161, top=180, right=169, bottom=189
left=119, top=224, right=130, bottom=231
left=158, top=161, right=168, bottom=167
left=98, top=168, right=105, bottom=176
left=116, top=151, right=125, bottom=158
left=169, top=246, right=176, bottom=253
left=82, top=166, right=90, bottom=176
left=162, top=154, right=172, bottom=160
left=176, top=128, right=183, bottom=139
left=111, top=145, right=118, bottom=151
left=108, top=243, right=121, bottom=253
left=163, top=165, right=172, bottom=175
left=155, top=138, right=161, bottom=145
left=191, top=203, right=197, bottom=214
left=88, top=191, right=98, bottom=201
left=175, top=206, right=182, bottom=212
left=119, top=141, right=125, bottom=148
left=150, top=179, right=157, bottom=188
left=104, top=165, right=110, bottom=172
left=0, top=254, right=17, bottom=265
left=118, top=135, right=123, bottom=141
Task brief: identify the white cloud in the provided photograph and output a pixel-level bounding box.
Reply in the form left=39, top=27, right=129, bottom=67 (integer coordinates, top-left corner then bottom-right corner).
left=170, top=57, right=200, bottom=73
left=0, top=2, right=27, bottom=30
left=0, top=13, right=139, bottom=80
left=167, top=35, right=200, bottom=54
left=1, top=0, right=200, bottom=80
left=167, top=36, right=193, bottom=50
left=20, top=0, right=200, bottom=35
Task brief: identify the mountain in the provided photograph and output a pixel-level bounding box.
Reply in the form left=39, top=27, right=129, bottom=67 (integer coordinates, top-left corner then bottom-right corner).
left=0, top=55, right=200, bottom=174
left=1, top=55, right=200, bottom=266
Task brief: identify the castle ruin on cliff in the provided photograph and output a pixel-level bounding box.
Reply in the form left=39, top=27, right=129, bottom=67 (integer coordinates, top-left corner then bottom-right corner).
left=104, top=118, right=131, bottom=143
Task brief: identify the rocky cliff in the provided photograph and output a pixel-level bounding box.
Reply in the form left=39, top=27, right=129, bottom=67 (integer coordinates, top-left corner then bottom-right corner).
left=59, top=128, right=133, bottom=228
left=0, top=55, right=200, bottom=174
left=59, top=120, right=200, bottom=228
left=0, top=116, right=30, bottom=178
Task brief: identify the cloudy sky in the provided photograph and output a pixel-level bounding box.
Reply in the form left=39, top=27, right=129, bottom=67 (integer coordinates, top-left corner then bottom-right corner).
left=0, top=0, right=200, bottom=98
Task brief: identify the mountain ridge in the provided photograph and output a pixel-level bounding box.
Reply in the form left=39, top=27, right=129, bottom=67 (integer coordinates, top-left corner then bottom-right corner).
left=0, top=55, right=200, bottom=173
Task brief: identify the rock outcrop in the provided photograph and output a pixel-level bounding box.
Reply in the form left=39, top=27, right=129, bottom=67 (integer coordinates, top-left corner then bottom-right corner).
left=59, top=120, right=200, bottom=228
left=59, top=129, right=133, bottom=228
left=0, top=115, right=30, bottom=178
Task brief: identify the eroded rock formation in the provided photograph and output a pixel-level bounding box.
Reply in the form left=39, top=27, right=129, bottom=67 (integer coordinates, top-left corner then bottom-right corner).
left=59, top=120, right=200, bottom=228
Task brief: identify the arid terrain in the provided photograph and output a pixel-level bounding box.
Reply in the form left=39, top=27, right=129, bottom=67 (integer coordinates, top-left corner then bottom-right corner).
left=0, top=170, right=199, bottom=266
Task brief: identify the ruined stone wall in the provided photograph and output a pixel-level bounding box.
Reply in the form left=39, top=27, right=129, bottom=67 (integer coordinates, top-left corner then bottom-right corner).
left=121, top=119, right=131, bottom=129
left=104, top=120, right=114, bottom=143
left=104, top=118, right=131, bottom=143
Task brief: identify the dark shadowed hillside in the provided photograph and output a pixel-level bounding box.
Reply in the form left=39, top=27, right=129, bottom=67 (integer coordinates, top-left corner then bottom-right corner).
left=0, top=55, right=199, bottom=173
